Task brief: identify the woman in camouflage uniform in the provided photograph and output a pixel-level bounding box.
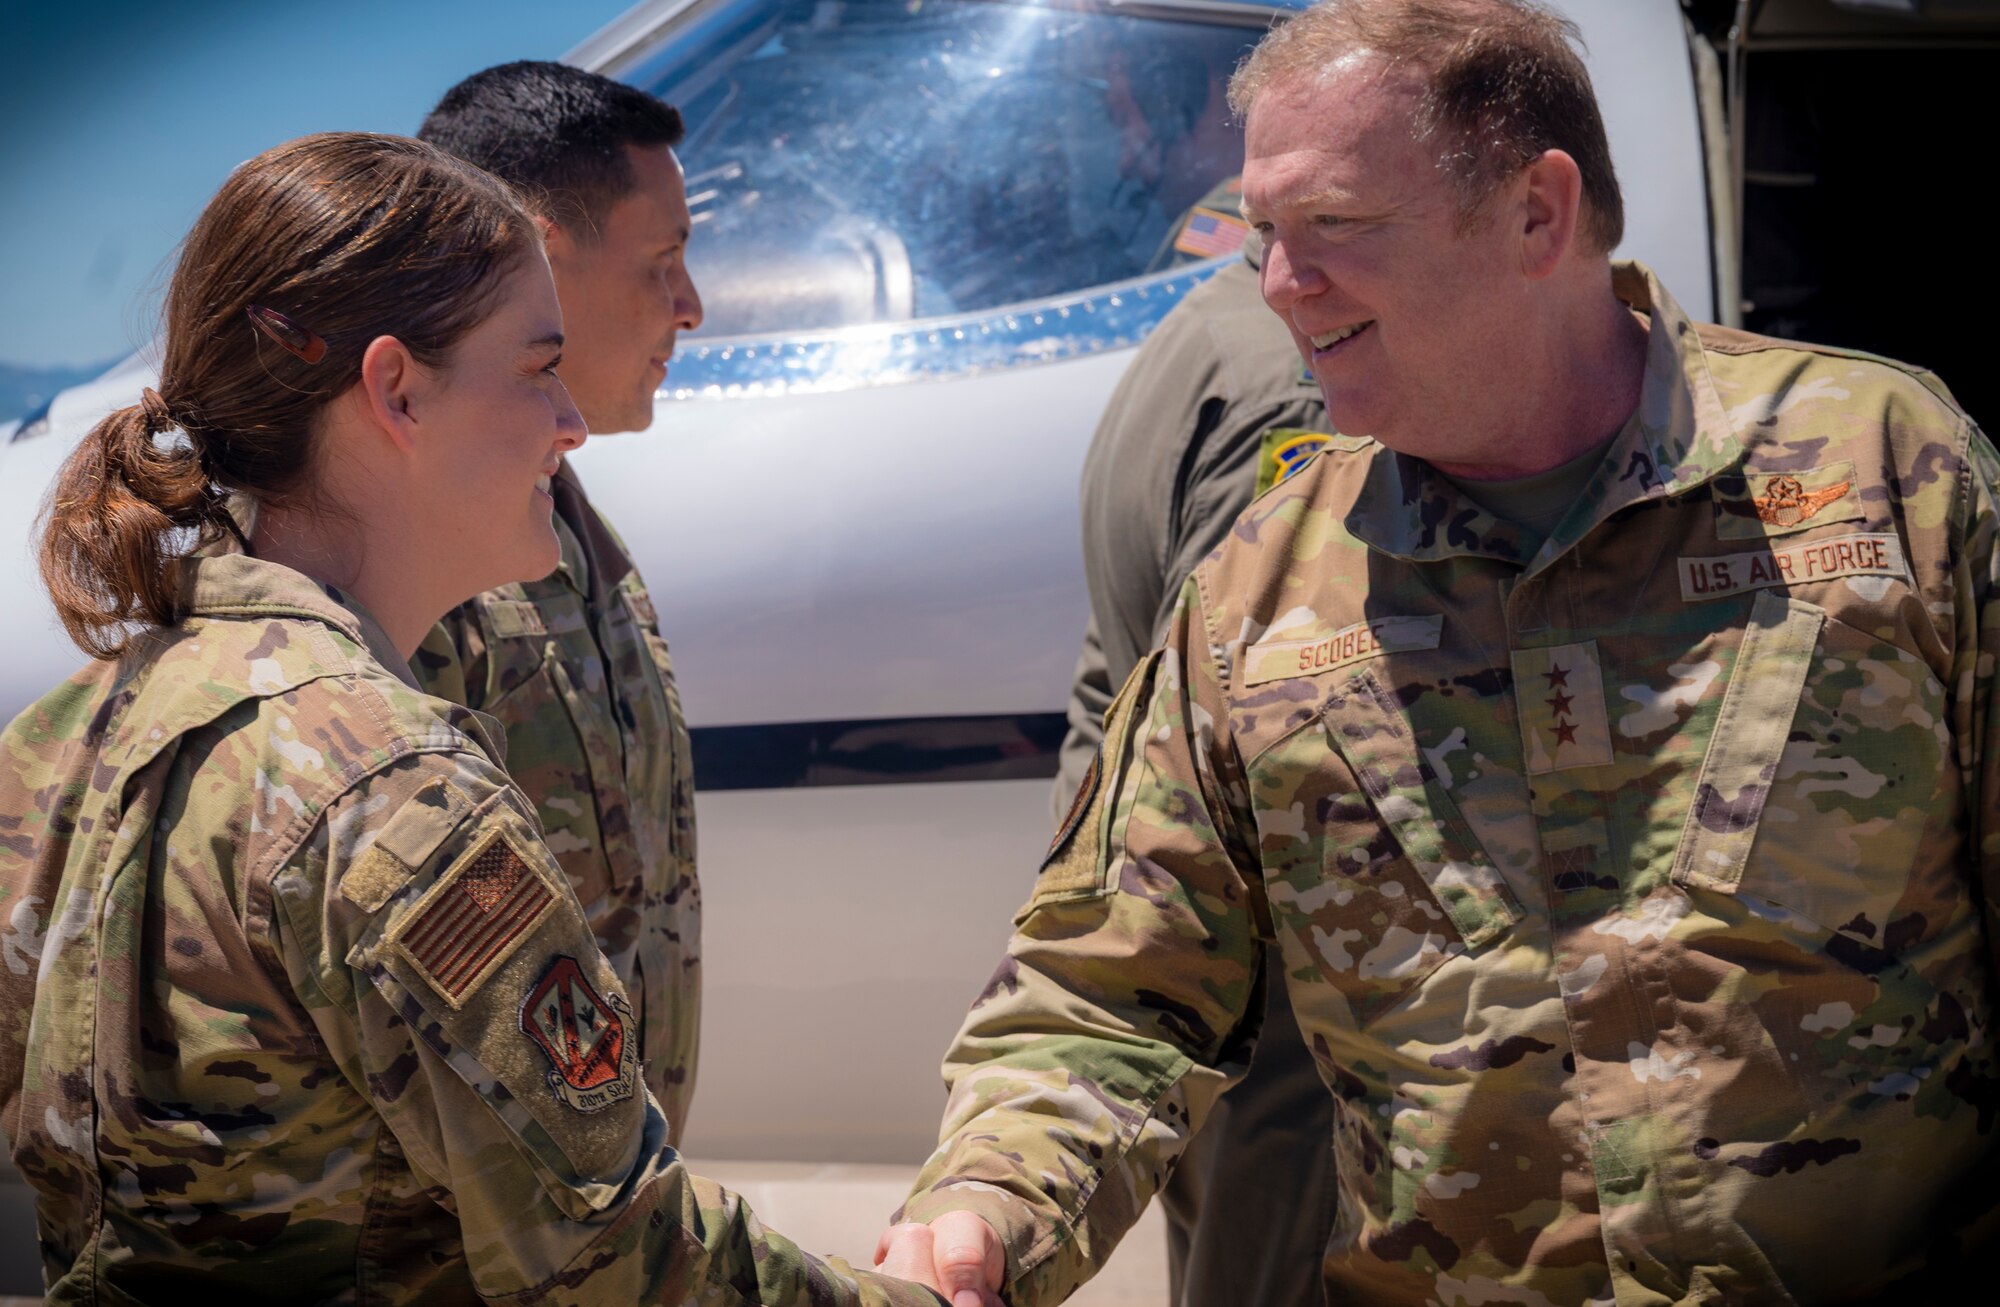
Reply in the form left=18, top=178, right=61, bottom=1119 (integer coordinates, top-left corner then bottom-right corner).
left=0, top=132, right=937, bottom=1306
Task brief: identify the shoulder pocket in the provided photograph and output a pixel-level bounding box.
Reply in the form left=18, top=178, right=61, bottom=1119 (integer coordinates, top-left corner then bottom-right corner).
left=1019, top=652, right=1161, bottom=919
left=339, top=777, right=479, bottom=912
left=347, top=787, right=646, bottom=1218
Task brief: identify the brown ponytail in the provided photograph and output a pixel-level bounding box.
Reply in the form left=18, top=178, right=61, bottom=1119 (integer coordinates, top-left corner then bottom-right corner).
left=38, top=132, right=538, bottom=658
left=41, top=389, right=245, bottom=657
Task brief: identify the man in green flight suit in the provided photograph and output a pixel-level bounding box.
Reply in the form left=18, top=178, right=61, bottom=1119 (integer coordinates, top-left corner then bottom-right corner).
left=1053, top=210, right=1337, bottom=1305
left=879, top=1, right=2000, bottom=1303
left=412, top=62, right=706, bottom=1139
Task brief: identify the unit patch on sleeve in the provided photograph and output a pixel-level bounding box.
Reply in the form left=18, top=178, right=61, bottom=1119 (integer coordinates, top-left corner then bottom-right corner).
left=1255, top=428, right=1335, bottom=496
left=520, top=955, right=639, bottom=1113
left=1678, top=533, right=1908, bottom=603
left=389, top=825, right=560, bottom=1008
left=1714, top=462, right=1863, bottom=539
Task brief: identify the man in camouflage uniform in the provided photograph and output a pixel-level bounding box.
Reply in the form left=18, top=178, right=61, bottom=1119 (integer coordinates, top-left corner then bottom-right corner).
left=1054, top=218, right=1336, bottom=1305
left=412, top=63, right=705, bottom=1137
left=0, top=553, right=941, bottom=1303
left=881, top=2, right=2000, bottom=1302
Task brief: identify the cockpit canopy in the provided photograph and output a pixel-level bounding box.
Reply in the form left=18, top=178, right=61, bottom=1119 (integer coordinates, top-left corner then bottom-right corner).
left=618, top=0, right=1271, bottom=337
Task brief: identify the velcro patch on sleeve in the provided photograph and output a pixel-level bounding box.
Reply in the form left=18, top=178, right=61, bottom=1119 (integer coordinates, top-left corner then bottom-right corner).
left=388, top=825, right=561, bottom=1008
left=1022, top=654, right=1161, bottom=917
left=340, top=778, right=477, bottom=912
left=1678, top=533, right=1908, bottom=603
left=521, top=955, right=639, bottom=1114
left=1046, top=754, right=1100, bottom=867
left=1243, top=615, right=1443, bottom=686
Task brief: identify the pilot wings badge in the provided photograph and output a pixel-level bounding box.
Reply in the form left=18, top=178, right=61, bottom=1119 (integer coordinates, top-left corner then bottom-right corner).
left=520, top=955, right=638, bottom=1113
left=1715, top=462, right=1863, bottom=539
left=1752, top=473, right=1851, bottom=528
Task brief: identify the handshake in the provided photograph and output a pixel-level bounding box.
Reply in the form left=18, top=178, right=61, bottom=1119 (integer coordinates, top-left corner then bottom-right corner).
left=872, top=1212, right=1006, bottom=1307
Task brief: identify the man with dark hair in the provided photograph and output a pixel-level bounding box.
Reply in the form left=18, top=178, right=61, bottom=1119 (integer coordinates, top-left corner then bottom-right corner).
left=412, top=60, right=707, bottom=1142
left=878, top=1, right=2000, bottom=1303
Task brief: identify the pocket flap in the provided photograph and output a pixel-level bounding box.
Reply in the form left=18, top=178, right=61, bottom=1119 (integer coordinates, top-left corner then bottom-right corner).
left=1670, top=591, right=1826, bottom=894
left=1321, top=669, right=1525, bottom=949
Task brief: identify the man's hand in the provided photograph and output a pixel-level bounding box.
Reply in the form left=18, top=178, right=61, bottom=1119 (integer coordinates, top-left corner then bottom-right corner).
left=874, top=1212, right=1007, bottom=1307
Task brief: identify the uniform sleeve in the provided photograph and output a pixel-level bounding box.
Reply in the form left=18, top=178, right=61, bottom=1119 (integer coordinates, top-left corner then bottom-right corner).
left=1051, top=619, right=1112, bottom=822
left=1953, top=423, right=2000, bottom=981
left=898, top=576, right=1269, bottom=1306
left=271, top=753, right=940, bottom=1307
left=1162, top=391, right=1325, bottom=628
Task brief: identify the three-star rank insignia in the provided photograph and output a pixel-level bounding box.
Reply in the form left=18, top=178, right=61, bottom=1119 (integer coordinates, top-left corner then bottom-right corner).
left=1511, top=642, right=1613, bottom=774
left=521, top=955, right=639, bottom=1113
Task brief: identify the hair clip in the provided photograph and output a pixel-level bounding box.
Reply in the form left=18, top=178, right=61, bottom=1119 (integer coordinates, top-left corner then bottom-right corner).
left=245, top=304, right=327, bottom=365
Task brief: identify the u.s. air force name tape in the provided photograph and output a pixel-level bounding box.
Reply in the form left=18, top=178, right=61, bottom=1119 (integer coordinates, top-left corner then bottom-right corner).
left=1678, top=532, right=1907, bottom=603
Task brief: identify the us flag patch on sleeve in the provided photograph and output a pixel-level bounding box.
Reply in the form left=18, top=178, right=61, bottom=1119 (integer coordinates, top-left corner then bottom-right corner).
left=390, top=826, right=560, bottom=1008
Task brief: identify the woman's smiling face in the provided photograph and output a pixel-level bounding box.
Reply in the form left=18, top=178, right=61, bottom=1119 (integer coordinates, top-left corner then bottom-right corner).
left=410, top=248, right=587, bottom=597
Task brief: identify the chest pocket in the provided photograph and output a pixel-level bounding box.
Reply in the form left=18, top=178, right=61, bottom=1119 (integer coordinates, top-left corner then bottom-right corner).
left=1308, top=668, right=1527, bottom=1023
left=601, top=581, right=687, bottom=880
left=475, top=589, right=635, bottom=900
left=1670, top=589, right=1960, bottom=967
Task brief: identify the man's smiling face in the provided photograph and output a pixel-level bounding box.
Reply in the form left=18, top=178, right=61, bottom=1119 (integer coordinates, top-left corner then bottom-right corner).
left=1242, top=57, right=1531, bottom=462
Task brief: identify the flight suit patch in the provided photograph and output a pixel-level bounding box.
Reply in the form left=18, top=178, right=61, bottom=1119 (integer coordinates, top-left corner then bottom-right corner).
left=389, top=825, right=561, bottom=1008
left=1512, top=643, right=1614, bottom=773
left=1714, top=462, right=1863, bottom=539
left=521, top=955, right=639, bottom=1114
left=1172, top=206, right=1248, bottom=260
left=1255, top=428, right=1335, bottom=496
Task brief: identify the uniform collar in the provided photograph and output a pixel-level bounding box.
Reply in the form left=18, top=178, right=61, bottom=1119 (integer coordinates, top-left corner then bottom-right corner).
left=182, top=553, right=414, bottom=687
left=547, top=457, right=635, bottom=605
left=1345, top=260, right=1740, bottom=569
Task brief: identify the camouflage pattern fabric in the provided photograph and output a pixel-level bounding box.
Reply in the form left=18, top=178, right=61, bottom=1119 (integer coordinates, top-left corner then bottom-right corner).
left=414, top=460, right=700, bottom=1139
left=1055, top=242, right=1338, bottom=1307
left=0, top=553, right=938, bottom=1305
left=899, top=262, right=2000, bottom=1305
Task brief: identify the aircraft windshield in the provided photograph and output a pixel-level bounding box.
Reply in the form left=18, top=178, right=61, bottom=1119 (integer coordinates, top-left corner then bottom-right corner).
left=634, top=0, right=1257, bottom=337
